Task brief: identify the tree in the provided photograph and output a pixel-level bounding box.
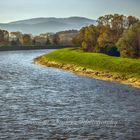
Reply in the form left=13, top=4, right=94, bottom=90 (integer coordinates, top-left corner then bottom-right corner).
left=0, top=29, right=9, bottom=46
left=81, top=41, right=87, bottom=51
left=73, top=25, right=99, bottom=52
left=11, top=39, right=21, bottom=46
left=97, top=14, right=139, bottom=44
left=97, top=26, right=111, bottom=47
left=116, top=22, right=140, bottom=58
left=46, top=38, right=51, bottom=45
left=97, top=14, right=125, bottom=44
left=72, top=14, right=139, bottom=56
left=22, top=34, right=32, bottom=46
left=85, top=25, right=99, bottom=52
left=72, top=27, right=86, bottom=46
left=127, top=16, right=139, bottom=27
left=10, top=32, right=23, bottom=46
left=32, top=39, right=36, bottom=45
left=52, top=34, right=60, bottom=45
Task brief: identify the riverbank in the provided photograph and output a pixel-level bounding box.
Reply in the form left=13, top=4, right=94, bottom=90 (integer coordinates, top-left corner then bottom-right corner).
left=34, top=48, right=140, bottom=88
left=0, top=45, right=76, bottom=51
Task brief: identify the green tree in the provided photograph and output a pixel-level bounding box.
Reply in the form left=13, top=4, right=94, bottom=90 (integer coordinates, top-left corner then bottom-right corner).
left=81, top=41, right=87, bottom=51
left=116, top=22, right=140, bottom=58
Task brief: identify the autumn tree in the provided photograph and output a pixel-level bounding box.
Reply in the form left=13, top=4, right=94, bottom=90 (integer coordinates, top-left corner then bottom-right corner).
left=72, top=14, right=139, bottom=56
left=96, top=25, right=120, bottom=56
left=0, top=29, right=9, bottom=46
left=127, top=16, right=139, bottom=27
left=52, top=34, right=60, bottom=45
left=46, top=38, right=51, bottom=45
left=22, top=34, right=32, bottom=46
left=72, top=27, right=86, bottom=46
left=97, top=14, right=125, bottom=44
left=97, top=26, right=112, bottom=47
left=83, top=25, right=99, bottom=52
left=73, top=25, right=99, bottom=52
left=97, top=14, right=139, bottom=44
left=10, top=32, right=23, bottom=46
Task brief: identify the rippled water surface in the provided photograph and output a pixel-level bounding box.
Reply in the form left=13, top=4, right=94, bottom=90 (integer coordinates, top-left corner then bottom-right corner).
left=0, top=50, right=140, bottom=140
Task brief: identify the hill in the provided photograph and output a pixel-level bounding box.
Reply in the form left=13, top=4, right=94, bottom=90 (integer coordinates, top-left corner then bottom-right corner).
left=0, top=17, right=96, bottom=35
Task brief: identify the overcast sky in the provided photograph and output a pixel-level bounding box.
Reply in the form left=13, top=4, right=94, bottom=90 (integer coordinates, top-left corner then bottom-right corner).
left=0, top=0, right=140, bottom=23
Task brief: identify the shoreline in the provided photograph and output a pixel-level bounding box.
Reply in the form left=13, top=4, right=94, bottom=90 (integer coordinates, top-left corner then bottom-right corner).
left=34, top=56, right=140, bottom=88
left=0, top=45, right=76, bottom=51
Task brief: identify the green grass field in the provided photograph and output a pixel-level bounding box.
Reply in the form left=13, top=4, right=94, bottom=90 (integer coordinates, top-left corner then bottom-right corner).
left=43, top=48, right=140, bottom=79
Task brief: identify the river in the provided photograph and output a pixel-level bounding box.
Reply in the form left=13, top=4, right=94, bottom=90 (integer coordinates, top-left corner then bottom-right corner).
left=0, top=50, right=140, bottom=140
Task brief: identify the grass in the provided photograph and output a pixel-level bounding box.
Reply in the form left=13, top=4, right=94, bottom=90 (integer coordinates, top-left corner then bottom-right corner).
left=42, top=48, right=140, bottom=79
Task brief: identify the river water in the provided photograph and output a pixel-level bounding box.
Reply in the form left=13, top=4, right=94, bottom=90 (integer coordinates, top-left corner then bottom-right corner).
left=0, top=50, right=140, bottom=140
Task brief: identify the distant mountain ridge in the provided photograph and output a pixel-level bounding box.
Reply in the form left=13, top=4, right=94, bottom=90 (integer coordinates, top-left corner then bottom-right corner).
left=0, top=17, right=96, bottom=35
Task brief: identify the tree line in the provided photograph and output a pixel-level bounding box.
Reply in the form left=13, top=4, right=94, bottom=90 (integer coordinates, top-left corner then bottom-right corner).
left=0, top=14, right=140, bottom=58
left=0, top=30, right=78, bottom=47
left=72, top=14, right=140, bottom=58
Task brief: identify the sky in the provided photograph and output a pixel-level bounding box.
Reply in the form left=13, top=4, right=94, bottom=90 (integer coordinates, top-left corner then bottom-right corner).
left=0, top=0, right=140, bottom=23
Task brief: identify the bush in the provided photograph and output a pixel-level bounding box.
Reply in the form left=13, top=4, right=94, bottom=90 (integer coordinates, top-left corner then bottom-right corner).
left=99, top=46, right=120, bottom=56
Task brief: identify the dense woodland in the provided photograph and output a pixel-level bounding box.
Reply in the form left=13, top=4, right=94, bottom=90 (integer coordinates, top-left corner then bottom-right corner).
left=73, top=14, right=140, bottom=58
left=0, top=14, right=140, bottom=58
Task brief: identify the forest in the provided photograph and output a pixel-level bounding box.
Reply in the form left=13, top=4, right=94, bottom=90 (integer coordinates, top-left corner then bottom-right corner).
left=73, top=14, right=140, bottom=58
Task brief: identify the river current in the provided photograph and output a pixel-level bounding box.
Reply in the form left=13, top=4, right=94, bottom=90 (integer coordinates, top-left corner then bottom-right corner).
left=0, top=50, right=140, bottom=140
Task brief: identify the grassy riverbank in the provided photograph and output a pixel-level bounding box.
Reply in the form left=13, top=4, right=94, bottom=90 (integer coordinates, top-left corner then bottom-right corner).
left=34, top=48, right=140, bottom=88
